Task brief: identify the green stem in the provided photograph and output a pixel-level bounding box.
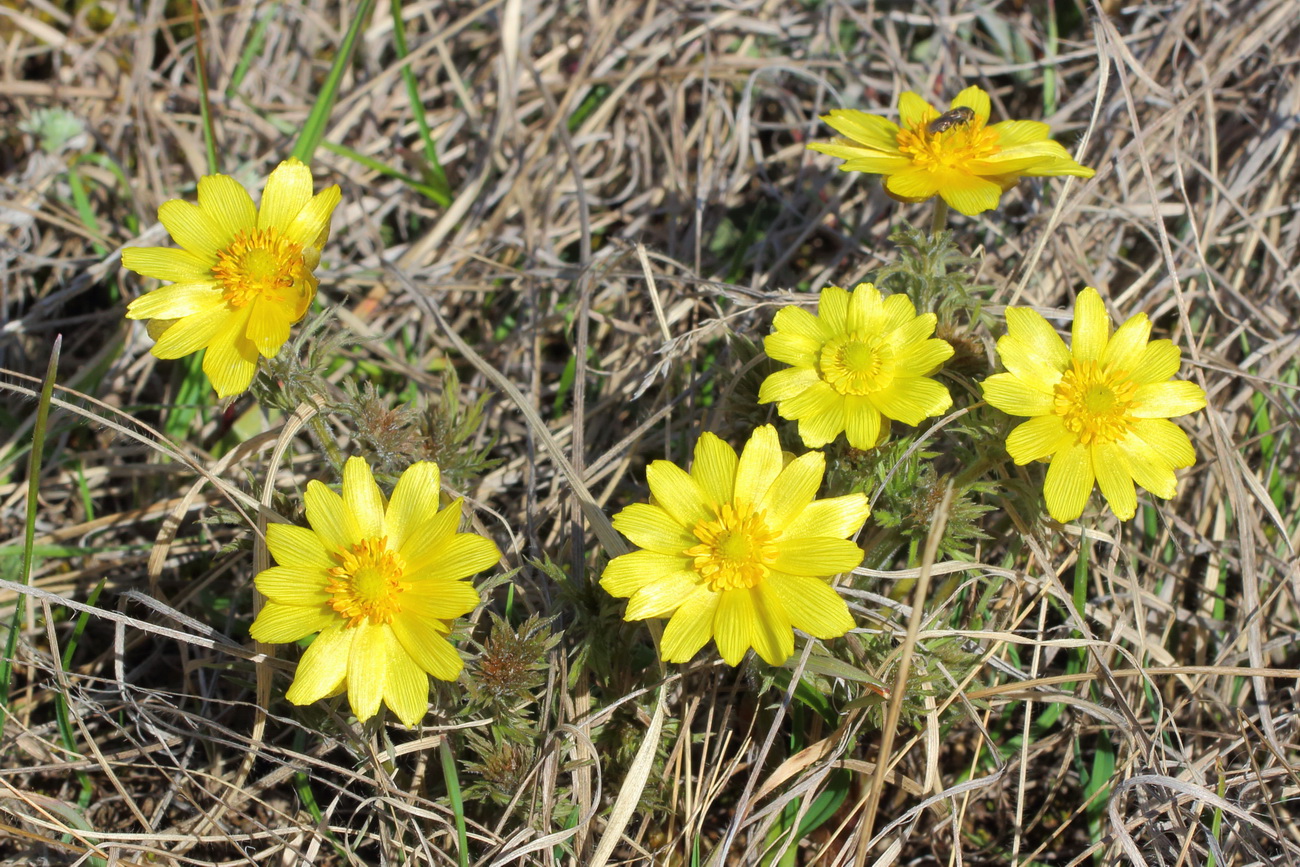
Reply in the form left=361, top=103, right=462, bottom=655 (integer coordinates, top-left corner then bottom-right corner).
left=0, top=337, right=61, bottom=724
left=929, top=199, right=949, bottom=235
left=439, top=735, right=469, bottom=867
left=308, top=412, right=344, bottom=472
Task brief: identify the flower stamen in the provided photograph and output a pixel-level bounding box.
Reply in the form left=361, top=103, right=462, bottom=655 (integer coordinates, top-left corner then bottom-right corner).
left=211, top=227, right=305, bottom=307
left=686, top=503, right=780, bottom=591
left=819, top=332, right=896, bottom=395
left=1052, top=360, right=1139, bottom=446
left=324, top=536, right=408, bottom=627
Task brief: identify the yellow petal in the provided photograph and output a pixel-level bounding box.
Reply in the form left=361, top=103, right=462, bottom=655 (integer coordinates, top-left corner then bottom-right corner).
left=149, top=307, right=227, bottom=358
left=843, top=395, right=882, bottom=450
left=758, top=367, right=821, bottom=405
left=382, top=647, right=430, bottom=727
left=1117, top=434, right=1179, bottom=499
left=626, top=570, right=701, bottom=619
left=1130, top=339, right=1181, bottom=384
left=385, top=461, right=441, bottom=552
left=988, top=119, right=1050, bottom=147
left=835, top=153, right=916, bottom=174
left=844, top=283, right=883, bottom=335
left=819, top=109, right=902, bottom=152
left=765, top=572, right=854, bottom=639
left=1044, top=442, right=1094, bottom=522
left=690, top=432, right=738, bottom=509
left=285, top=624, right=351, bottom=705
left=304, top=477, right=361, bottom=553
left=254, top=566, right=331, bottom=606
left=1132, top=381, right=1207, bottom=418
left=950, top=86, right=991, bottom=123
left=981, top=372, right=1054, bottom=417
left=879, top=292, right=917, bottom=332
left=1005, top=415, right=1072, bottom=465
left=391, top=615, right=463, bottom=680
left=342, top=457, right=385, bottom=539
left=1130, top=418, right=1196, bottom=468
left=935, top=170, right=1005, bottom=216
left=816, top=285, right=849, bottom=333
left=200, top=305, right=259, bottom=397
left=602, top=550, right=695, bottom=598
left=245, top=294, right=292, bottom=358
left=122, top=247, right=215, bottom=282
left=647, top=460, right=712, bottom=529
left=714, top=589, right=758, bottom=666
left=401, top=582, right=481, bottom=620
left=284, top=183, right=342, bottom=248
left=126, top=283, right=223, bottom=320
left=157, top=198, right=227, bottom=260
left=764, top=331, right=821, bottom=367
left=1070, top=288, right=1111, bottom=363
left=398, top=499, right=461, bottom=574
left=258, top=158, right=314, bottom=233
left=267, top=523, right=332, bottom=568
left=1093, top=442, right=1136, bottom=521
left=660, top=585, right=720, bottom=663
left=412, top=534, right=499, bottom=583
left=750, top=582, right=795, bottom=666
left=249, top=600, right=333, bottom=643
left=1000, top=305, right=1070, bottom=387
left=772, top=537, right=864, bottom=576
left=883, top=166, right=940, bottom=202
left=772, top=304, right=831, bottom=342
left=760, top=451, right=825, bottom=532
left=612, top=503, right=695, bottom=554
left=892, top=337, right=953, bottom=378
left=734, top=425, right=784, bottom=508
left=1102, top=312, right=1152, bottom=374
left=791, top=388, right=846, bottom=448
left=868, top=377, right=952, bottom=425
left=968, top=141, right=1081, bottom=175
left=782, top=494, right=870, bottom=541
left=897, top=92, right=937, bottom=130
left=346, top=620, right=391, bottom=722
left=196, top=173, right=257, bottom=240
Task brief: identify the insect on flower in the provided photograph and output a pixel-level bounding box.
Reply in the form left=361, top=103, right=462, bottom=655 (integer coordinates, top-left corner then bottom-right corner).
left=926, top=106, right=976, bottom=135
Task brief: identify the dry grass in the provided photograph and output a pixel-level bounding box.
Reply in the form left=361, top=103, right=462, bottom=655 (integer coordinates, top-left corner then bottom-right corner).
left=2, top=0, right=1299, bottom=865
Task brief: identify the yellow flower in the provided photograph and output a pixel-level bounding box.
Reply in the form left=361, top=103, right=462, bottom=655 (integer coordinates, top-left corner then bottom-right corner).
left=981, top=288, right=1206, bottom=523
left=250, top=457, right=499, bottom=727
left=808, top=85, right=1095, bottom=216
left=122, top=158, right=341, bottom=398
left=601, top=425, right=869, bottom=666
left=758, top=283, right=954, bottom=450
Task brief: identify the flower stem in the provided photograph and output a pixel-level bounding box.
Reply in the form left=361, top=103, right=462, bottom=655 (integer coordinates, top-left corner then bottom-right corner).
left=929, top=200, right=950, bottom=235
left=308, top=412, right=344, bottom=473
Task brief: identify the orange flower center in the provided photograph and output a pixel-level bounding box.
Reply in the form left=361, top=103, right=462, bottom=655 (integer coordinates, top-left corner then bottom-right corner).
left=686, top=503, right=780, bottom=591
left=820, top=333, right=895, bottom=395
left=211, top=227, right=305, bottom=307
left=1052, top=360, right=1138, bottom=446
left=896, top=120, right=1000, bottom=171
left=324, top=537, right=407, bottom=628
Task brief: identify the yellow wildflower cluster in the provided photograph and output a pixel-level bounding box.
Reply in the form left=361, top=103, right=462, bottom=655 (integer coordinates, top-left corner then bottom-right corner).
left=122, top=80, right=1204, bottom=721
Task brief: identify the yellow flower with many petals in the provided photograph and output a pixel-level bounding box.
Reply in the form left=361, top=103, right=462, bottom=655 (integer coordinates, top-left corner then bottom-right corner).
left=122, top=158, right=341, bottom=398
left=981, top=288, right=1206, bottom=523
left=758, top=283, right=954, bottom=450
left=808, top=85, right=1095, bottom=216
left=250, top=457, right=499, bottom=727
left=601, top=425, right=870, bottom=666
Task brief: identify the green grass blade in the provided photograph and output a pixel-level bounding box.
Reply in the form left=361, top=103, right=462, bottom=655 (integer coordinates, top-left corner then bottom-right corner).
left=191, top=0, right=219, bottom=174
left=389, top=0, right=450, bottom=199
left=227, top=1, right=284, bottom=98
left=291, top=0, right=378, bottom=164
left=439, top=735, right=469, bottom=867
left=0, top=335, right=61, bottom=724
